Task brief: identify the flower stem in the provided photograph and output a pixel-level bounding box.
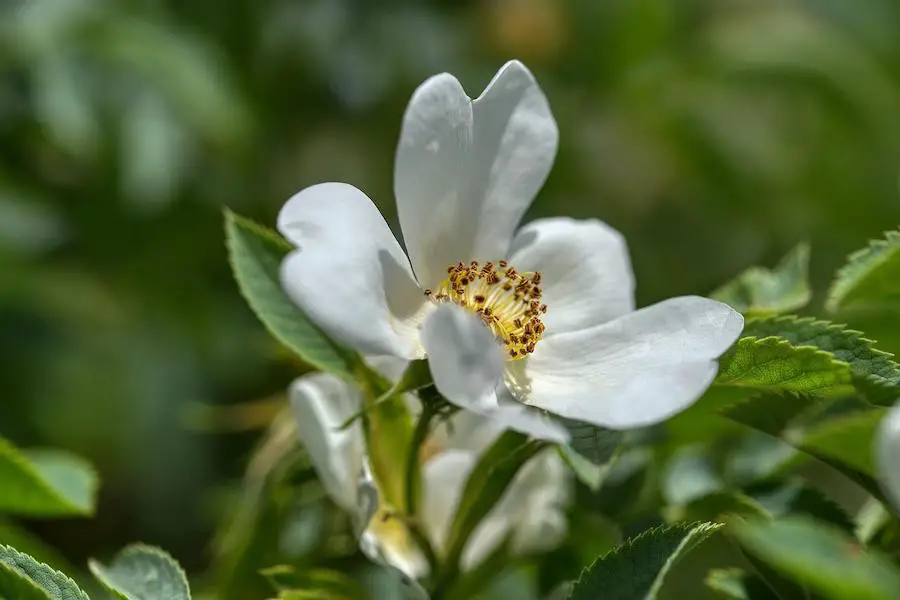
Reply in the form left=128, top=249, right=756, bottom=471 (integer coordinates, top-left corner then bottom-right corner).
left=404, top=400, right=440, bottom=576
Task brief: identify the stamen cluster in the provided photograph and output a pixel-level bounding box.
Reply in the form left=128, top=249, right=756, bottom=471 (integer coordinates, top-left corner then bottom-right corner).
left=425, top=260, right=547, bottom=359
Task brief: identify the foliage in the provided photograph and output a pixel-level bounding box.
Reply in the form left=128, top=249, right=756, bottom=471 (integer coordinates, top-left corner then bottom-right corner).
left=7, top=1, right=900, bottom=599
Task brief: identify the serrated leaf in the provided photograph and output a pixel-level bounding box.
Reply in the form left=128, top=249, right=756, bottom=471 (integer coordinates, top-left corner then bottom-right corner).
left=715, top=337, right=853, bottom=396
left=755, top=481, right=855, bottom=533
left=0, top=438, right=98, bottom=518
left=559, top=421, right=622, bottom=490
left=827, top=230, right=900, bottom=313
left=568, top=522, right=723, bottom=600
left=0, top=562, right=54, bottom=600
left=224, top=210, right=356, bottom=376
left=712, top=243, right=811, bottom=316
left=0, top=545, right=89, bottom=600
left=89, top=544, right=190, bottom=600
left=743, top=316, right=900, bottom=404
left=730, top=517, right=900, bottom=600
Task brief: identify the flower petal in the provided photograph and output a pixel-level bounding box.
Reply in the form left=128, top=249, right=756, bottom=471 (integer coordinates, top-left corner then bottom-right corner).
left=463, top=449, right=570, bottom=569
left=395, top=61, right=558, bottom=288
left=876, top=402, right=900, bottom=513
left=507, top=296, right=744, bottom=429
left=509, top=217, right=635, bottom=335
left=278, top=182, right=427, bottom=358
left=421, top=450, right=478, bottom=552
left=420, top=303, right=504, bottom=412
left=289, top=373, right=364, bottom=513
left=507, top=451, right=570, bottom=553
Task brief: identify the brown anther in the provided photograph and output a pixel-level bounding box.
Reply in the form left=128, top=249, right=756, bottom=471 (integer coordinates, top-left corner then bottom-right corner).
left=474, top=294, right=486, bottom=304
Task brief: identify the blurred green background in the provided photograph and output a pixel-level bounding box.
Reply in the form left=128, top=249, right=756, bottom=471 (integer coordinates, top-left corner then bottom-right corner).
left=3, top=0, right=900, bottom=597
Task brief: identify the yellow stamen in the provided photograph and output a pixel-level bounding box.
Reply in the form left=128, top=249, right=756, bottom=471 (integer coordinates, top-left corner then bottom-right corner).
left=425, top=260, right=546, bottom=360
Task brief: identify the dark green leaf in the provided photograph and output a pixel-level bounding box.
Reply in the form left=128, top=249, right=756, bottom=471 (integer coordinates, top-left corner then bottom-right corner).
left=568, top=522, right=723, bottom=600
left=559, top=421, right=623, bottom=490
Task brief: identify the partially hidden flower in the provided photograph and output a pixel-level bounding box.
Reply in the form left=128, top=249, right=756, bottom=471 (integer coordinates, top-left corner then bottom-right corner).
left=278, top=60, right=744, bottom=437
left=288, top=369, right=570, bottom=583
left=876, top=401, right=900, bottom=512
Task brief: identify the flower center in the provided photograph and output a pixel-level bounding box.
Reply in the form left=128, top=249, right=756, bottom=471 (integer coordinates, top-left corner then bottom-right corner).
left=425, top=260, right=546, bottom=360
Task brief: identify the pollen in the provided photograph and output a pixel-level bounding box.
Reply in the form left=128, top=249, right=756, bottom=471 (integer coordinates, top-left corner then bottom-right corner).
left=426, top=260, right=546, bottom=359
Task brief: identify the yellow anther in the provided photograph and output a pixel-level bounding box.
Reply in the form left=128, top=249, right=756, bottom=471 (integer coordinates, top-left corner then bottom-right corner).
left=426, top=260, right=547, bottom=359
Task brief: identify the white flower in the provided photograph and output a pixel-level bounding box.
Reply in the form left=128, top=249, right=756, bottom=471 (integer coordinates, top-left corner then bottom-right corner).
left=876, top=402, right=900, bottom=512
left=289, top=370, right=570, bottom=582
left=278, top=60, right=743, bottom=436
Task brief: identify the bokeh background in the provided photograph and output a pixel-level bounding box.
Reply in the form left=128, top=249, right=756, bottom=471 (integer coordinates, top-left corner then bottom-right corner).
left=3, top=0, right=900, bottom=597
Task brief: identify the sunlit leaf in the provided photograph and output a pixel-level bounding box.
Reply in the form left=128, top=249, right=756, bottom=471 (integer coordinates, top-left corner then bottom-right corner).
left=743, top=316, right=900, bottom=404
left=715, top=337, right=853, bottom=396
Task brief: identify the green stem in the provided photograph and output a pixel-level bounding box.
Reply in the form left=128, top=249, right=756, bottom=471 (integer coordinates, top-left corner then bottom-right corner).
left=404, top=402, right=440, bottom=576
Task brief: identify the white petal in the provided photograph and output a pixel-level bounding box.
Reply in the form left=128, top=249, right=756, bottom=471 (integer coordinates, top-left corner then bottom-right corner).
left=421, top=450, right=478, bottom=552
left=508, top=451, right=570, bottom=553
left=420, top=303, right=504, bottom=412
left=278, top=182, right=427, bottom=358
left=395, top=61, right=558, bottom=288
left=876, top=402, right=900, bottom=513
left=463, top=449, right=570, bottom=568
left=289, top=373, right=364, bottom=513
left=507, top=296, right=744, bottom=429
left=509, top=217, right=635, bottom=335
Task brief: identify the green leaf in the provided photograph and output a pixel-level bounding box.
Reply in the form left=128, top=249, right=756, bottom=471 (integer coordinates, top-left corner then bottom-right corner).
left=712, top=243, right=811, bottom=316
left=715, top=337, right=853, bottom=397
left=559, top=421, right=623, bottom=490
left=224, top=210, right=356, bottom=376
left=260, top=566, right=367, bottom=599
left=827, top=229, right=900, bottom=313
left=743, top=316, right=900, bottom=404
left=0, top=438, right=98, bottom=517
left=89, top=544, right=191, bottom=600
left=721, top=394, right=886, bottom=500
left=705, top=568, right=778, bottom=600
left=757, top=482, right=855, bottom=534
left=800, top=409, right=886, bottom=478
left=0, top=561, right=54, bottom=600
left=568, top=522, right=723, bottom=600
left=0, top=545, right=89, bottom=600
left=730, top=517, right=900, bottom=600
